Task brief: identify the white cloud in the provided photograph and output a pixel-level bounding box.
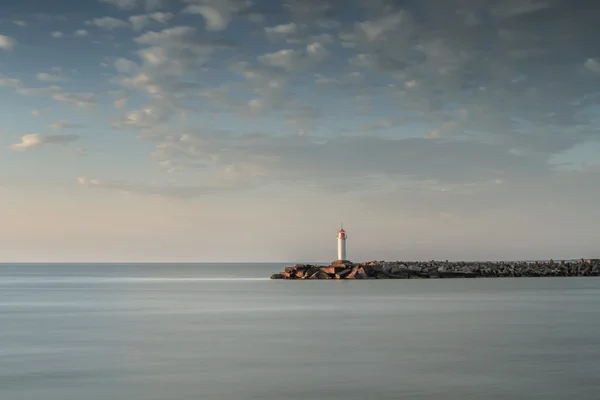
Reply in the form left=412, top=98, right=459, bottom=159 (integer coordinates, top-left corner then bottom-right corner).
left=126, top=25, right=233, bottom=82
left=348, top=53, right=378, bottom=69
left=100, top=0, right=139, bottom=8
left=113, top=105, right=169, bottom=128
left=51, top=31, right=64, bottom=38
left=147, top=11, right=173, bottom=24
left=17, top=86, right=62, bottom=96
left=13, top=20, right=28, bottom=27
left=31, top=110, right=41, bottom=116
left=117, top=72, right=163, bottom=94
left=424, top=129, right=441, bottom=139
left=10, top=133, right=79, bottom=151
left=357, top=12, right=406, bottom=42
left=584, top=58, right=600, bottom=73
left=76, top=176, right=251, bottom=198
left=306, top=42, right=328, bottom=59
left=100, top=0, right=140, bottom=9
left=0, top=78, right=22, bottom=87
left=265, top=23, right=298, bottom=36
left=134, top=26, right=202, bottom=46
left=129, top=12, right=173, bottom=31
left=36, top=72, right=67, bottom=82
left=493, top=0, right=552, bottom=18
left=183, top=0, right=251, bottom=31
left=52, top=92, right=96, bottom=108
left=74, top=29, right=89, bottom=37
left=186, top=5, right=229, bottom=30
left=259, top=42, right=329, bottom=71
left=49, top=120, right=83, bottom=130
left=114, top=57, right=138, bottom=73
left=100, top=0, right=163, bottom=11
left=0, top=35, right=16, bottom=50
left=86, top=17, right=128, bottom=30
left=113, top=98, right=128, bottom=108
left=263, top=22, right=330, bottom=45
left=227, top=62, right=290, bottom=114
left=130, top=15, right=152, bottom=31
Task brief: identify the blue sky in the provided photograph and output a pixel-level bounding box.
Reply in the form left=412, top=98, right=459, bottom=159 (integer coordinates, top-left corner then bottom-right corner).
left=1, top=0, right=599, bottom=262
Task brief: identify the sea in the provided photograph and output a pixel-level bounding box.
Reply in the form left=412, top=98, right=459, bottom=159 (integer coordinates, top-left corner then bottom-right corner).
left=1, top=263, right=600, bottom=400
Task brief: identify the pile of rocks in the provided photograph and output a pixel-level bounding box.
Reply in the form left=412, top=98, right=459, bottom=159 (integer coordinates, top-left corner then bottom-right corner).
left=270, top=259, right=600, bottom=280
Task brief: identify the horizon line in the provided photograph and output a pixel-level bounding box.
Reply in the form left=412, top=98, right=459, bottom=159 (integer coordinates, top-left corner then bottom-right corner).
left=0, top=258, right=595, bottom=265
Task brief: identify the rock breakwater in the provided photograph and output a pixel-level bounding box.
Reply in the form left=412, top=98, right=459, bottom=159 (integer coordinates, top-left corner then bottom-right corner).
left=270, top=259, right=600, bottom=280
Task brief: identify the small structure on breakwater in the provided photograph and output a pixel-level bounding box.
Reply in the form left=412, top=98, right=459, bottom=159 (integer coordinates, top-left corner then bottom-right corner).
left=336, top=225, right=350, bottom=263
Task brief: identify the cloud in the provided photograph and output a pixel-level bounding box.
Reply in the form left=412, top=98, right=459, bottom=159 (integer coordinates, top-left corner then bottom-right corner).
left=51, top=31, right=64, bottom=38
left=133, top=25, right=233, bottom=48
left=31, top=110, right=41, bottom=116
left=492, top=0, right=554, bottom=18
left=0, top=35, right=16, bottom=50
left=100, top=0, right=163, bottom=11
left=36, top=72, right=67, bottom=82
left=86, top=17, right=129, bottom=30
left=10, top=133, right=79, bottom=151
left=113, top=105, right=170, bottom=129
left=48, top=120, right=83, bottom=130
left=265, top=22, right=298, bottom=36
left=129, top=12, right=174, bottom=31
left=132, top=124, right=550, bottom=198
left=113, top=98, right=128, bottom=108
left=76, top=176, right=252, bottom=198
left=0, top=78, right=22, bottom=87
left=258, top=42, right=329, bottom=71
left=61, top=0, right=600, bottom=202
left=356, top=11, right=407, bottom=42
left=584, top=58, right=600, bottom=73
left=329, top=0, right=600, bottom=156
left=16, top=85, right=62, bottom=96
left=110, top=25, right=235, bottom=99
left=13, top=20, right=28, bottom=27
left=74, top=29, right=89, bottom=37
left=116, top=72, right=164, bottom=95
left=182, top=0, right=251, bottom=31
left=114, top=57, right=139, bottom=73
left=52, top=92, right=96, bottom=108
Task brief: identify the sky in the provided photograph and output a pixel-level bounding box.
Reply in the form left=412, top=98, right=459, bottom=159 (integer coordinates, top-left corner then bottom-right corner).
left=1, top=0, right=599, bottom=262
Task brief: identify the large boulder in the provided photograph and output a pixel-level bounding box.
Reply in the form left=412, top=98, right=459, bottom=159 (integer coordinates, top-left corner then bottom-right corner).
left=317, top=271, right=332, bottom=279
left=335, top=268, right=353, bottom=279
left=356, top=267, right=369, bottom=279
left=319, top=266, right=336, bottom=275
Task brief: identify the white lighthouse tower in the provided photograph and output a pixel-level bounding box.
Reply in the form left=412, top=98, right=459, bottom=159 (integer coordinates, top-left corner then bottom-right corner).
left=337, top=225, right=347, bottom=261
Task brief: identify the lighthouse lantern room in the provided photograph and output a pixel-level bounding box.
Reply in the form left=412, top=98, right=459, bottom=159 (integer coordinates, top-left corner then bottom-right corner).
left=337, top=225, right=347, bottom=261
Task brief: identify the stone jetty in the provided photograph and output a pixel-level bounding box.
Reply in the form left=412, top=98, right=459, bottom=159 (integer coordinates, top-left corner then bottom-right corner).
left=270, top=259, right=600, bottom=280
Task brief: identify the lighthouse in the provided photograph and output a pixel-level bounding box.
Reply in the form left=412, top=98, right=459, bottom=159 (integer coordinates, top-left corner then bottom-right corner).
left=337, top=225, right=347, bottom=261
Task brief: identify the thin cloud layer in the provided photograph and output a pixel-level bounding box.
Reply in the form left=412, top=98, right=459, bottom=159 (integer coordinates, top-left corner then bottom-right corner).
left=88, top=0, right=599, bottom=199
left=10, top=134, right=80, bottom=151
left=0, top=0, right=599, bottom=260
left=0, top=34, right=16, bottom=50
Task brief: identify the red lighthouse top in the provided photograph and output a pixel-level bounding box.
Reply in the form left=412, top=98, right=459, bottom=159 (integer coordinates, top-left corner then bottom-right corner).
left=338, top=225, right=346, bottom=239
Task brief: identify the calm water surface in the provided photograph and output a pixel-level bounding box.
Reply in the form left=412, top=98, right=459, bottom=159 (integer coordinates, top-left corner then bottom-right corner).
left=1, top=263, right=599, bottom=400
